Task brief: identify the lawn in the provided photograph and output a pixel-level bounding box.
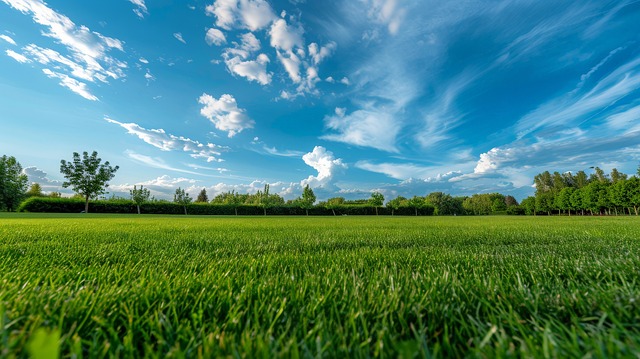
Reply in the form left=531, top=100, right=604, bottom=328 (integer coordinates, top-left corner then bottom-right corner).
left=0, top=214, right=639, bottom=357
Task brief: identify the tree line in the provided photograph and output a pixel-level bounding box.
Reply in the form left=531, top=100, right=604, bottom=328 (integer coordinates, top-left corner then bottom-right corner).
left=2, top=151, right=639, bottom=216
left=520, top=167, right=640, bottom=216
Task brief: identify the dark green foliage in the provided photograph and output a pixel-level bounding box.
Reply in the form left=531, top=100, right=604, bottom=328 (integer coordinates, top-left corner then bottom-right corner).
left=17, top=197, right=436, bottom=216
left=130, top=185, right=151, bottom=214
left=59, top=151, right=119, bottom=213
left=195, top=188, right=208, bottom=203
left=0, top=155, right=29, bottom=211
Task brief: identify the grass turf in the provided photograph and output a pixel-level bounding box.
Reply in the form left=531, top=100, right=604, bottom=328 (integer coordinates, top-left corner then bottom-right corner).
left=0, top=214, right=639, bottom=357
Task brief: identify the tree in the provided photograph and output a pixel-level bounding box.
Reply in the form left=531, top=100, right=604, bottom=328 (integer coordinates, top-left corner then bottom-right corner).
left=59, top=151, right=119, bottom=213
left=368, top=192, right=384, bottom=215
left=174, top=187, right=192, bottom=215
left=408, top=196, right=424, bottom=216
left=196, top=188, right=209, bottom=203
left=299, top=184, right=316, bottom=216
left=130, top=185, right=151, bottom=214
left=386, top=196, right=407, bottom=216
left=323, top=197, right=344, bottom=216
left=26, top=183, right=44, bottom=198
left=0, top=155, right=29, bottom=211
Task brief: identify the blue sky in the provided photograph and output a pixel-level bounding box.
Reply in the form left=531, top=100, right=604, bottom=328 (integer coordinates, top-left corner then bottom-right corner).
left=1, top=0, right=640, bottom=201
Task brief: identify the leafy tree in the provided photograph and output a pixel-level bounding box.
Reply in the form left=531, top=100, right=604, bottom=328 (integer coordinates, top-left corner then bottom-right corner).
left=426, top=192, right=458, bottom=215
left=173, top=187, right=192, bottom=215
left=368, top=191, right=384, bottom=215
left=520, top=196, right=536, bottom=215
left=491, top=198, right=507, bottom=213
left=299, top=184, right=316, bottom=216
left=130, top=185, right=151, bottom=214
left=196, top=188, right=209, bottom=203
left=625, top=176, right=640, bottom=215
left=0, top=155, right=29, bottom=211
left=557, top=187, right=575, bottom=215
left=408, top=196, right=424, bottom=216
left=504, top=195, right=519, bottom=207
left=48, top=191, right=62, bottom=198
left=386, top=196, right=407, bottom=216
left=26, top=183, right=44, bottom=198
left=59, top=151, right=119, bottom=213
left=323, top=197, right=344, bottom=216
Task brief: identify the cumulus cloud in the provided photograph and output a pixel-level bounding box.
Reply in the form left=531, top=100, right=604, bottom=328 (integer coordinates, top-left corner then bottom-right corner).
left=269, top=18, right=304, bottom=52
left=173, top=32, right=187, bottom=44
left=110, top=175, right=198, bottom=199
left=205, top=28, right=227, bottom=46
left=222, top=33, right=272, bottom=84
left=6, top=49, right=30, bottom=63
left=0, top=34, right=16, bottom=45
left=22, top=166, right=64, bottom=193
left=106, top=118, right=226, bottom=162
left=42, top=68, right=98, bottom=100
left=198, top=93, right=255, bottom=137
left=128, top=0, right=148, bottom=18
left=205, top=0, right=277, bottom=31
left=301, top=146, right=347, bottom=188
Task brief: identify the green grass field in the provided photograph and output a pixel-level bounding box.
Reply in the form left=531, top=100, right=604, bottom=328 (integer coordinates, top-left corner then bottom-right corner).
left=1, top=214, right=639, bottom=358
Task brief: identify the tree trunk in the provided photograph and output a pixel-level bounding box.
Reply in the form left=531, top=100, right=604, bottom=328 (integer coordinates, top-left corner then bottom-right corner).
left=375, top=207, right=378, bottom=216
left=235, top=208, right=238, bottom=216
left=137, top=205, right=140, bottom=215
left=415, top=208, right=418, bottom=216
left=184, top=205, right=187, bottom=215
left=263, top=207, right=266, bottom=216
left=332, top=208, right=336, bottom=216
left=85, top=195, right=89, bottom=213
left=614, top=208, right=618, bottom=216
left=568, top=209, right=571, bottom=216
left=634, top=206, right=638, bottom=216
left=306, top=209, right=309, bottom=216
left=392, top=209, right=394, bottom=216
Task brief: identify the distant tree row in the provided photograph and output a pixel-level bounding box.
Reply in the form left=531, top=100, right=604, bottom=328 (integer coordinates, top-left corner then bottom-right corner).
left=520, top=167, right=640, bottom=216
left=4, top=150, right=639, bottom=216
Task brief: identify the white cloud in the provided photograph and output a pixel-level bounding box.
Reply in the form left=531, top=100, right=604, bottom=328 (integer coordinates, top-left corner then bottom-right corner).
left=128, top=0, right=148, bottom=18
left=144, top=69, right=154, bottom=81
left=301, top=146, right=347, bottom=188
left=22, top=166, right=64, bottom=193
left=2, top=0, right=125, bottom=70
left=222, top=34, right=271, bottom=85
left=6, top=49, right=30, bottom=63
left=269, top=18, right=304, bottom=52
left=139, top=57, right=149, bottom=64
left=106, top=118, right=225, bottom=162
left=173, top=32, right=187, bottom=44
left=340, top=77, right=350, bottom=85
left=322, top=107, right=400, bottom=153
left=356, top=160, right=464, bottom=181
left=308, top=42, right=336, bottom=65
left=205, top=28, right=227, bottom=46
left=198, top=93, right=255, bottom=137
left=0, top=34, right=16, bottom=45
left=42, top=68, right=98, bottom=100
left=205, top=0, right=277, bottom=31
left=365, top=0, right=407, bottom=35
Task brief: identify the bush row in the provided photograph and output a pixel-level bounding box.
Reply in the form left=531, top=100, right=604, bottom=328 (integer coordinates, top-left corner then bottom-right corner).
left=18, top=197, right=436, bottom=216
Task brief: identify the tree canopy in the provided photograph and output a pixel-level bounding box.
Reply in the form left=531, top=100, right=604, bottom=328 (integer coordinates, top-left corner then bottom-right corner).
left=60, top=151, right=119, bottom=213
left=0, top=155, right=28, bottom=211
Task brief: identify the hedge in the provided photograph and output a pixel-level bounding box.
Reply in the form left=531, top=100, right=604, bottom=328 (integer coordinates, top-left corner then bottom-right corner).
left=18, top=197, right=435, bottom=216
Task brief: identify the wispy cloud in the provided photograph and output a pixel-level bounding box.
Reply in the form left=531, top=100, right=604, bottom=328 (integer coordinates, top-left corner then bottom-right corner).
left=106, top=118, right=226, bottom=162
left=128, top=0, right=148, bottom=19
left=42, top=68, right=97, bottom=100
left=0, top=34, right=16, bottom=45
left=173, top=32, right=187, bottom=44
left=5, top=49, right=30, bottom=63
left=2, top=0, right=126, bottom=97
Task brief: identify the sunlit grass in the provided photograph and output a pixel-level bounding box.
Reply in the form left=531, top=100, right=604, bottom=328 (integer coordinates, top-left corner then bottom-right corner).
left=1, top=214, right=639, bottom=357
